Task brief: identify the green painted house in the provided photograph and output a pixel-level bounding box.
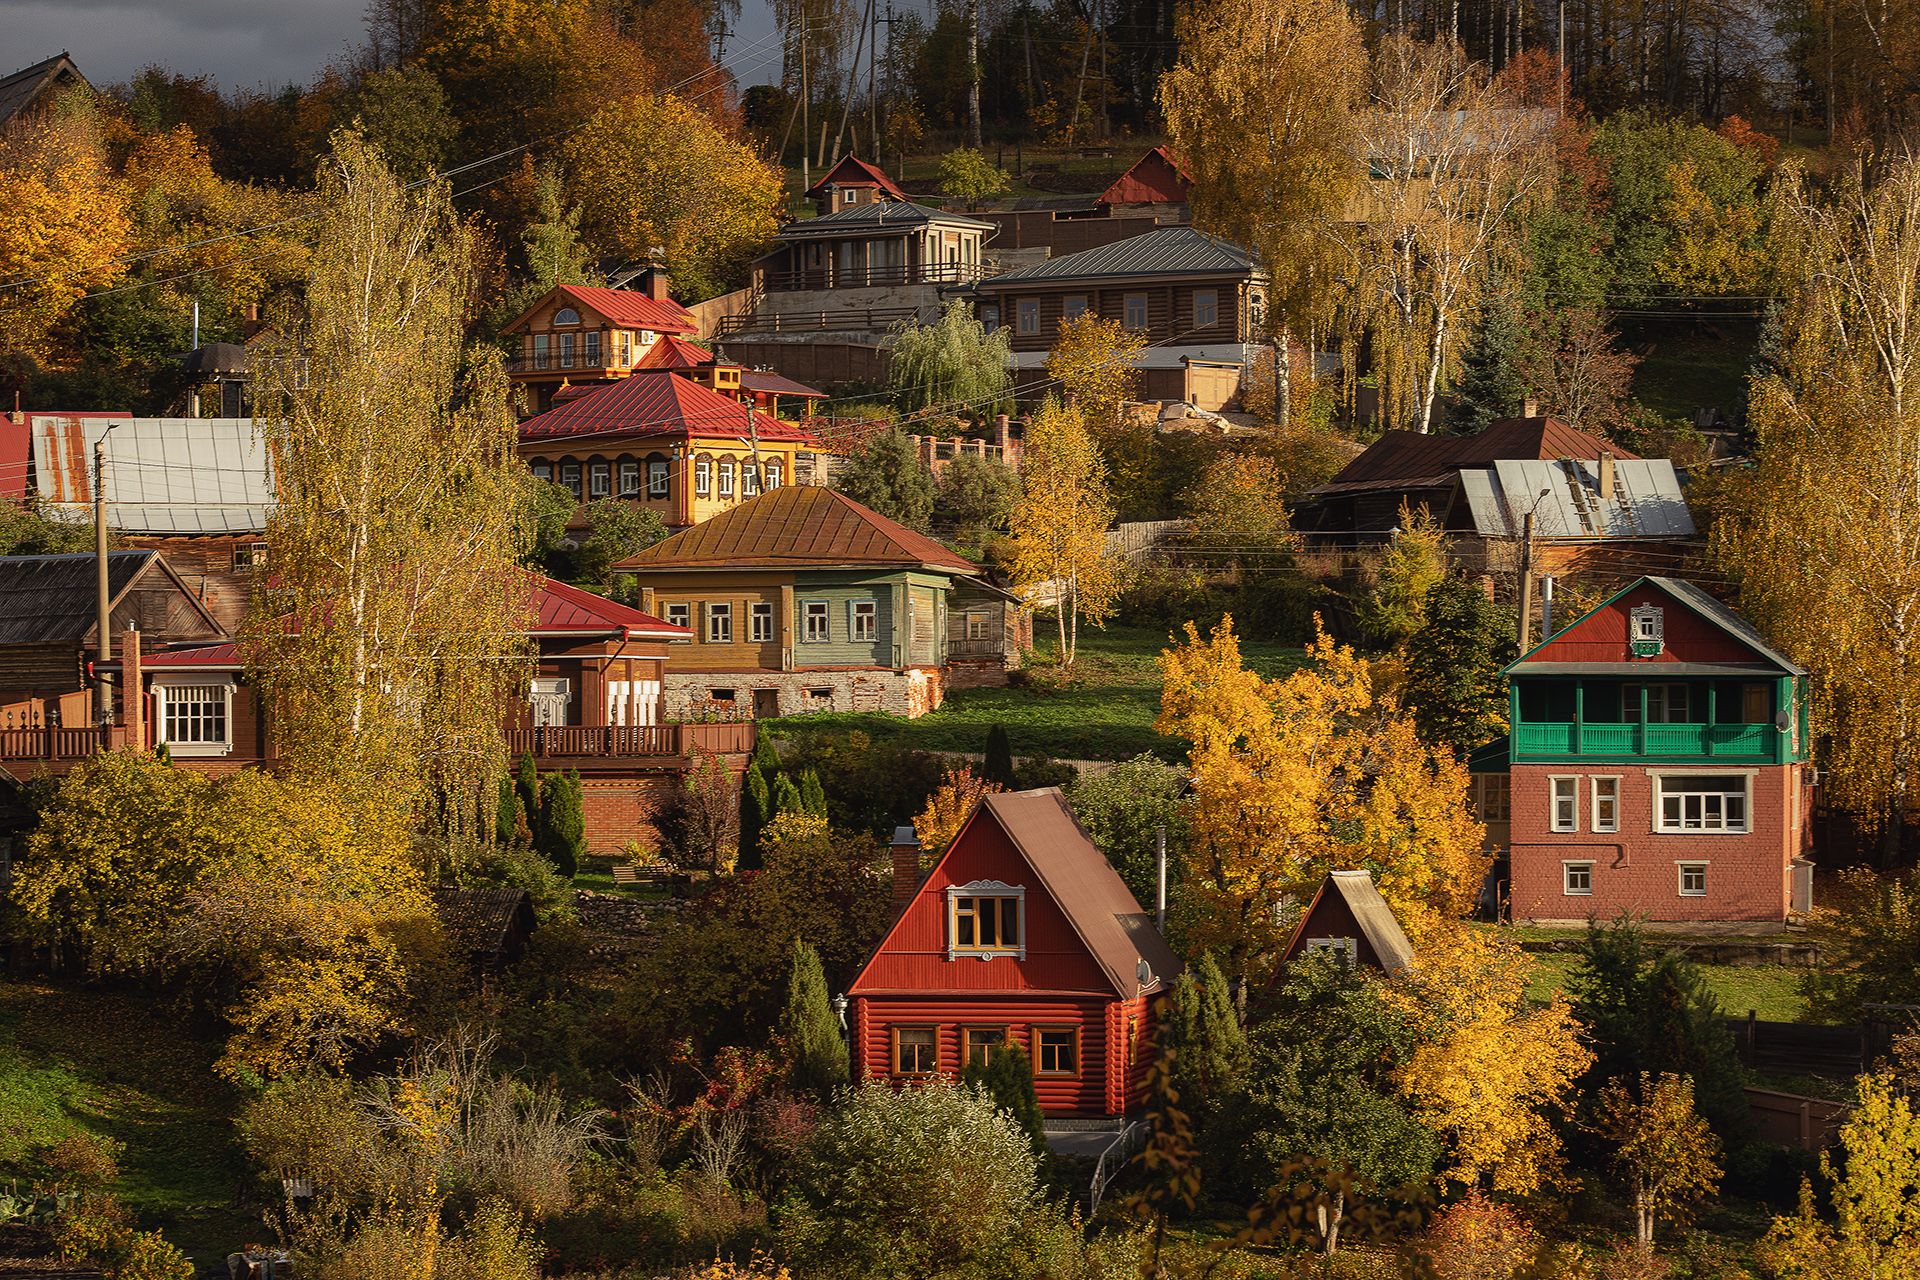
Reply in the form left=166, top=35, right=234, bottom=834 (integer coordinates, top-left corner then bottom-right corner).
left=616, top=485, right=1012, bottom=719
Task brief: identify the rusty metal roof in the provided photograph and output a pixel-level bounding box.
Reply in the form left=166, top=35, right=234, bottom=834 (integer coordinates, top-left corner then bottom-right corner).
left=617, top=484, right=979, bottom=575
left=979, top=225, right=1252, bottom=286
left=518, top=371, right=815, bottom=445
left=29, top=416, right=274, bottom=535
left=803, top=154, right=909, bottom=201
left=1311, top=417, right=1638, bottom=496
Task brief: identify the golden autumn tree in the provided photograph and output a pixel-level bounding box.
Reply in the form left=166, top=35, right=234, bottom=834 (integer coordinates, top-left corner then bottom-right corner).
left=1007, top=399, right=1124, bottom=668
left=1715, top=154, right=1920, bottom=856
left=0, top=92, right=130, bottom=364
left=1045, top=312, right=1146, bottom=436
left=913, top=766, right=1001, bottom=858
left=1389, top=919, right=1591, bottom=1196
left=246, top=133, right=532, bottom=837
left=1595, top=1073, right=1724, bottom=1248
left=564, top=93, right=783, bottom=300
left=1760, top=1071, right=1920, bottom=1279
left=1160, top=0, right=1365, bottom=427
left=1156, top=618, right=1486, bottom=979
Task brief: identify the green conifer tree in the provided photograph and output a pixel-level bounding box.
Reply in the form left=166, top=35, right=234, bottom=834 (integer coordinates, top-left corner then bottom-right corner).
left=1451, top=279, right=1529, bottom=433
left=750, top=728, right=780, bottom=775
left=799, top=767, right=828, bottom=817
left=962, top=1043, right=1048, bottom=1160
left=1403, top=575, right=1518, bottom=754
left=739, top=762, right=772, bottom=872
left=515, top=752, right=541, bottom=845
left=495, top=775, right=518, bottom=845
left=984, top=724, right=1016, bottom=789
left=536, top=769, right=585, bottom=879
left=772, top=773, right=804, bottom=819
left=779, top=939, right=849, bottom=1096
left=1165, top=951, right=1249, bottom=1131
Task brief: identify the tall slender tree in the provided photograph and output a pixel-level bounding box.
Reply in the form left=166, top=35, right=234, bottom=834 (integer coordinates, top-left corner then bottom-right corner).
left=780, top=938, right=850, bottom=1096
left=1008, top=400, right=1123, bottom=667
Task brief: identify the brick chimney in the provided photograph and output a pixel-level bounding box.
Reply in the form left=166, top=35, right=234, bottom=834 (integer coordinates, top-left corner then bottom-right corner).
left=890, top=824, right=923, bottom=909
left=1521, top=396, right=1541, bottom=418
left=120, top=624, right=143, bottom=750
left=1598, top=450, right=1616, bottom=501
left=643, top=258, right=670, bottom=302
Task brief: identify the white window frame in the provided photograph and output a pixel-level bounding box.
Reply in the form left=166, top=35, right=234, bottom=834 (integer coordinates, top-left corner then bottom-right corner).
left=1650, top=769, right=1754, bottom=834
left=552, top=307, right=581, bottom=327
left=1304, top=936, right=1358, bottom=964
left=1591, top=776, right=1620, bottom=834
left=694, top=457, right=711, bottom=497
left=1193, top=288, right=1218, bottom=327
left=851, top=600, right=877, bottom=643
left=647, top=459, right=670, bottom=498
left=706, top=602, right=733, bottom=644
left=530, top=460, right=552, bottom=483
left=153, top=679, right=235, bottom=757
left=1017, top=299, right=1041, bottom=335
left=946, top=879, right=1027, bottom=960
left=1549, top=775, right=1579, bottom=832
left=588, top=460, right=610, bottom=499
left=742, top=462, right=761, bottom=497
left=1677, top=861, right=1709, bottom=897
left=1563, top=861, right=1594, bottom=896
left=766, top=462, right=783, bottom=489
left=802, top=600, right=830, bottom=643
left=1632, top=605, right=1665, bottom=643
left=718, top=460, right=736, bottom=499
left=559, top=461, right=581, bottom=498
left=617, top=459, right=640, bottom=497
left=663, top=602, right=691, bottom=630
left=749, top=602, right=774, bottom=643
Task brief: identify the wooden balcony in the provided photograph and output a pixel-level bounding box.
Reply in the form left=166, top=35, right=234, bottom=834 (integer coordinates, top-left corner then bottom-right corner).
left=506, top=350, right=619, bottom=376
left=1513, top=721, right=1776, bottom=762
left=764, top=262, right=984, bottom=292
left=505, top=721, right=756, bottom=764
left=0, top=725, right=136, bottom=763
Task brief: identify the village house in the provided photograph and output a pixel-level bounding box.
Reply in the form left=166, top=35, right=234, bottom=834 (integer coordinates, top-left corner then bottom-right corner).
left=971, top=145, right=1194, bottom=259
left=0, top=52, right=90, bottom=128
left=0, top=561, right=752, bottom=854
left=1496, top=576, right=1814, bottom=926
left=21, top=415, right=274, bottom=630
left=516, top=369, right=817, bottom=531
left=847, top=789, right=1183, bottom=1120
left=629, top=333, right=829, bottom=419
left=1294, top=416, right=1698, bottom=578
left=972, top=225, right=1266, bottom=411
left=616, top=485, right=1020, bottom=719
left=502, top=277, right=700, bottom=415
left=802, top=153, right=910, bottom=215
left=1277, top=870, right=1415, bottom=975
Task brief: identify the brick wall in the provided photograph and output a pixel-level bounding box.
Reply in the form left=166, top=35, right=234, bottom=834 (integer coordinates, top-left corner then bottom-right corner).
left=577, top=773, right=680, bottom=857
left=1508, top=762, right=1806, bottom=924
left=662, top=667, right=946, bottom=719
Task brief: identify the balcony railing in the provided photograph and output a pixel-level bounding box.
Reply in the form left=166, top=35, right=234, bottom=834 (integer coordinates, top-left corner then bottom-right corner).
left=947, top=637, right=1008, bottom=660
left=504, top=721, right=756, bottom=760
left=714, top=306, right=925, bottom=339
left=507, top=349, right=616, bottom=375
left=0, top=726, right=134, bottom=760
left=1514, top=721, right=1775, bottom=759
left=764, top=262, right=985, bottom=292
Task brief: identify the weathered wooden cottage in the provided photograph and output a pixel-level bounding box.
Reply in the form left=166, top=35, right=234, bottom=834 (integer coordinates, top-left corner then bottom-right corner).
left=1278, top=870, right=1415, bottom=975
left=848, top=789, right=1183, bottom=1119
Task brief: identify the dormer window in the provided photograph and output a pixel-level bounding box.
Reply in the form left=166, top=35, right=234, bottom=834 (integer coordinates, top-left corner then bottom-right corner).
left=947, top=881, right=1025, bottom=960
left=553, top=307, right=581, bottom=326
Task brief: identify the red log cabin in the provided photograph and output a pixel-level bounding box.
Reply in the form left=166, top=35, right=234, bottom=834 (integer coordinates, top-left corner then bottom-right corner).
left=847, top=788, right=1182, bottom=1120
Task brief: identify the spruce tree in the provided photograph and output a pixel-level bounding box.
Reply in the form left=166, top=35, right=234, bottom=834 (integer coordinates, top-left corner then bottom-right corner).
left=738, top=763, right=771, bottom=872
left=779, top=939, right=849, bottom=1096
left=963, top=1043, right=1048, bottom=1160
left=515, top=752, right=541, bottom=845
left=1451, top=280, right=1528, bottom=433
left=984, top=724, right=1016, bottom=789
left=772, top=773, right=804, bottom=819
left=1165, top=952, right=1249, bottom=1130
left=750, top=728, right=780, bottom=775
left=1403, top=575, right=1518, bottom=754
left=536, top=769, right=585, bottom=879
left=799, top=767, right=828, bottom=817
left=494, top=775, right=518, bottom=845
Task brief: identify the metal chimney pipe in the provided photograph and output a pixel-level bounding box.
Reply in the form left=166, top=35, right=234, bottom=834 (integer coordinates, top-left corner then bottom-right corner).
left=1155, top=823, right=1167, bottom=930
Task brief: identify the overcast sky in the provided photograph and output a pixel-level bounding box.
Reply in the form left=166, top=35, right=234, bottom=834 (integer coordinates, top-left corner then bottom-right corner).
left=1, top=0, right=790, bottom=93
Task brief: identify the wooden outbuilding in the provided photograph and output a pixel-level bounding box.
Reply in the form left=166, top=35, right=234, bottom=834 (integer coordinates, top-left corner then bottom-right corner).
left=1279, top=870, right=1416, bottom=975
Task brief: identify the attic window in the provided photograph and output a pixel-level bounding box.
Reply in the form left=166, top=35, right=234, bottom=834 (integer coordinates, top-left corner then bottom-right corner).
left=947, top=880, right=1026, bottom=961
left=1304, top=936, right=1358, bottom=965
left=1631, top=605, right=1665, bottom=656
left=553, top=307, right=581, bottom=326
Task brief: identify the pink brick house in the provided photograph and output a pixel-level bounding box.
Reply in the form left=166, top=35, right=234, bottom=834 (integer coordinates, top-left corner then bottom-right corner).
left=1503, top=577, right=1814, bottom=926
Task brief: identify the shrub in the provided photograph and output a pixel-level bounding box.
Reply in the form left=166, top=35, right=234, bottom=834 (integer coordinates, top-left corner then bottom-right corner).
left=779, top=939, right=849, bottom=1097
left=1419, top=1191, right=1539, bottom=1280
left=936, top=148, right=1012, bottom=204
left=536, top=769, right=586, bottom=879
left=961, top=1044, right=1048, bottom=1160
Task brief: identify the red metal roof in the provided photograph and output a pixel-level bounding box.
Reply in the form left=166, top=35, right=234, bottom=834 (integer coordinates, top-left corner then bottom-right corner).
left=633, top=335, right=717, bottom=370
left=144, top=642, right=241, bottom=668
left=1313, top=417, right=1638, bottom=496
left=618, top=484, right=979, bottom=574
left=803, top=154, right=909, bottom=201
left=1098, top=146, right=1193, bottom=205
left=546, top=285, right=698, bottom=336
left=518, top=371, right=817, bottom=445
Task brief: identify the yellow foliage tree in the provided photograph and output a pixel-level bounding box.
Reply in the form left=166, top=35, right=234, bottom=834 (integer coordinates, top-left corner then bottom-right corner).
left=1654, top=159, right=1767, bottom=296
left=1045, top=312, right=1145, bottom=436
left=1594, top=1072, right=1723, bottom=1247
left=913, top=766, right=1002, bottom=858
left=1388, top=918, right=1591, bottom=1196
left=1007, top=400, right=1124, bottom=668
left=0, top=100, right=130, bottom=363
left=1156, top=618, right=1486, bottom=978
left=1180, top=452, right=1294, bottom=570
left=1759, top=1070, right=1920, bottom=1279
left=564, top=93, right=783, bottom=299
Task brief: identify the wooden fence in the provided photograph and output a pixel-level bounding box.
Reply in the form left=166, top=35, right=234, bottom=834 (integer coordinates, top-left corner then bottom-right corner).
left=1726, top=1016, right=1865, bottom=1077
left=1744, top=1087, right=1852, bottom=1151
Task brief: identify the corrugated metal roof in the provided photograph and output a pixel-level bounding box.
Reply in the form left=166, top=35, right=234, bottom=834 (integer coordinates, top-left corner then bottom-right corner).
left=549, top=285, right=697, bottom=334
left=741, top=370, right=826, bottom=398
left=618, top=484, right=979, bottom=575
left=29, top=416, right=275, bottom=536
left=530, top=575, right=686, bottom=637
left=1313, top=418, right=1637, bottom=495
left=517, top=372, right=816, bottom=444
left=633, top=335, right=716, bottom=370
left=1462, top=457, right=1695, bottom=540
left=0, top=550, right=155, bottom=645
left=776, top=201, right=996, bottom=238
left=978, top=226, right=1252, bottom=286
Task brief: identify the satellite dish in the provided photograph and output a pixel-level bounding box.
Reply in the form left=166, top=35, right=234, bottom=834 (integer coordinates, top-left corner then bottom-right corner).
left=1137, top=958, right=1155, bottom=989
left=1775, top=709, right=1793, bottom=732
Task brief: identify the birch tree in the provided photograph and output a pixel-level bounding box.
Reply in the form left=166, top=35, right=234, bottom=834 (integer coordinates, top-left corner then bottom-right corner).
left=1715, top=155, right=1920, bottom=858
left=247, top=132, right=532, bottom=836
left=1159, top=0, right=1364, bottom=428
left=1339, top=36, right=1552, bottom=433
left=1007, top=400, right=1122, bottom=668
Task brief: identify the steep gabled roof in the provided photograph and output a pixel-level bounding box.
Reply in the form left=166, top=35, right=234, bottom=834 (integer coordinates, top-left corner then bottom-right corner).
left=633, top=334, right=717, bottom=370
left=1281, top=870, right=1415, bottom=975
left=502, top=284, right=698, bottom=337
left=978, top=225, right=1252, bottom=286
left=851, top=788, right=1184, bottom=998
left=776, top=201, right=996, bottom=238
left=518, top=371, right=815, bottom=444
left=1311, top=417, right=1638, bottom=496
left=0, top=53, right=89, bottom=125
left=804, top=154, right=909, bottom=201
left=617, top=484, right=979, bottom=575
left=0, top=550, right=222, bottom=646
left=1098, top=145, right=1193, bottom=205
left=1508, top=575, right=1806, bottom=676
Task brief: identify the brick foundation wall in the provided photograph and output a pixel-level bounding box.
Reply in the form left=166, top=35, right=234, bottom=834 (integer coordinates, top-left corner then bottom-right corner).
left=662, top=667, right=947, bottom=719
left=577, top=773, right=679, bottom=857
left=1508, top=762, right=1804, bottom=924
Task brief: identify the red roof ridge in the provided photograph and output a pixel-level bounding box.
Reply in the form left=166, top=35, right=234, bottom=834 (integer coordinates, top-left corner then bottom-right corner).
left=617, top=484, right=977, bottom=574
left=803, top=154, right=908, bottom=201
left=519, top=370, right=817, bottom=445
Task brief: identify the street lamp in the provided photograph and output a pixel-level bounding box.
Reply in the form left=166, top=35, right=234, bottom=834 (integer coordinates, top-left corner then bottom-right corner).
left=831, top=992, right=849, bottom=1031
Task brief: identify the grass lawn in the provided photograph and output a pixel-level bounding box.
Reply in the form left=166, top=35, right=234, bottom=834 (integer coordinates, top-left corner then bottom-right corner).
left=1624, top=317, right=1759, bottom=423
left=1522, top=950, right=1808, bottom=1021
left=0, top=979, right=252, bottom=1263
left=769, top=622, right=1306, bottom=763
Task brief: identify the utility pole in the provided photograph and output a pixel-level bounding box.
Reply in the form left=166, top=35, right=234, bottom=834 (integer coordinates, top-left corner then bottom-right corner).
left=1516, top=512, right=1536, bottom=653
left=800, top=16, right=811, bottom=195
left=833, top=0, right=874, bottom=163
left=867, top=0, right=878, bottom=157
left=967, top=0, right=983, bottom=149
left=1155, top=824, right=1168, bottom=931
left=93, top=433, right=114, bottom=729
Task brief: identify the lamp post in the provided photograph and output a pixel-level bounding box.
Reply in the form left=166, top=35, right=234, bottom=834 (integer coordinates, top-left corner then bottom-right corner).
left=831, top=993, right=852, bottom=1084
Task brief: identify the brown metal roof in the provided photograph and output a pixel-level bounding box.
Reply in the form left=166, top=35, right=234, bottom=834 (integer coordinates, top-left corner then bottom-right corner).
left=616, top=485, right=980, bottom=575
left=1312, top=417, right=1638, bottom=497
left=1281, top=870, right=1415, bottom=975
left=977, top=789, right=1185, bottom=997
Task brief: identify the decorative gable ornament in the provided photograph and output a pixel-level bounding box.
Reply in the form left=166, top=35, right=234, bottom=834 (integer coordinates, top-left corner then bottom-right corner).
left=1630, top=604, right=1665, bottom=657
